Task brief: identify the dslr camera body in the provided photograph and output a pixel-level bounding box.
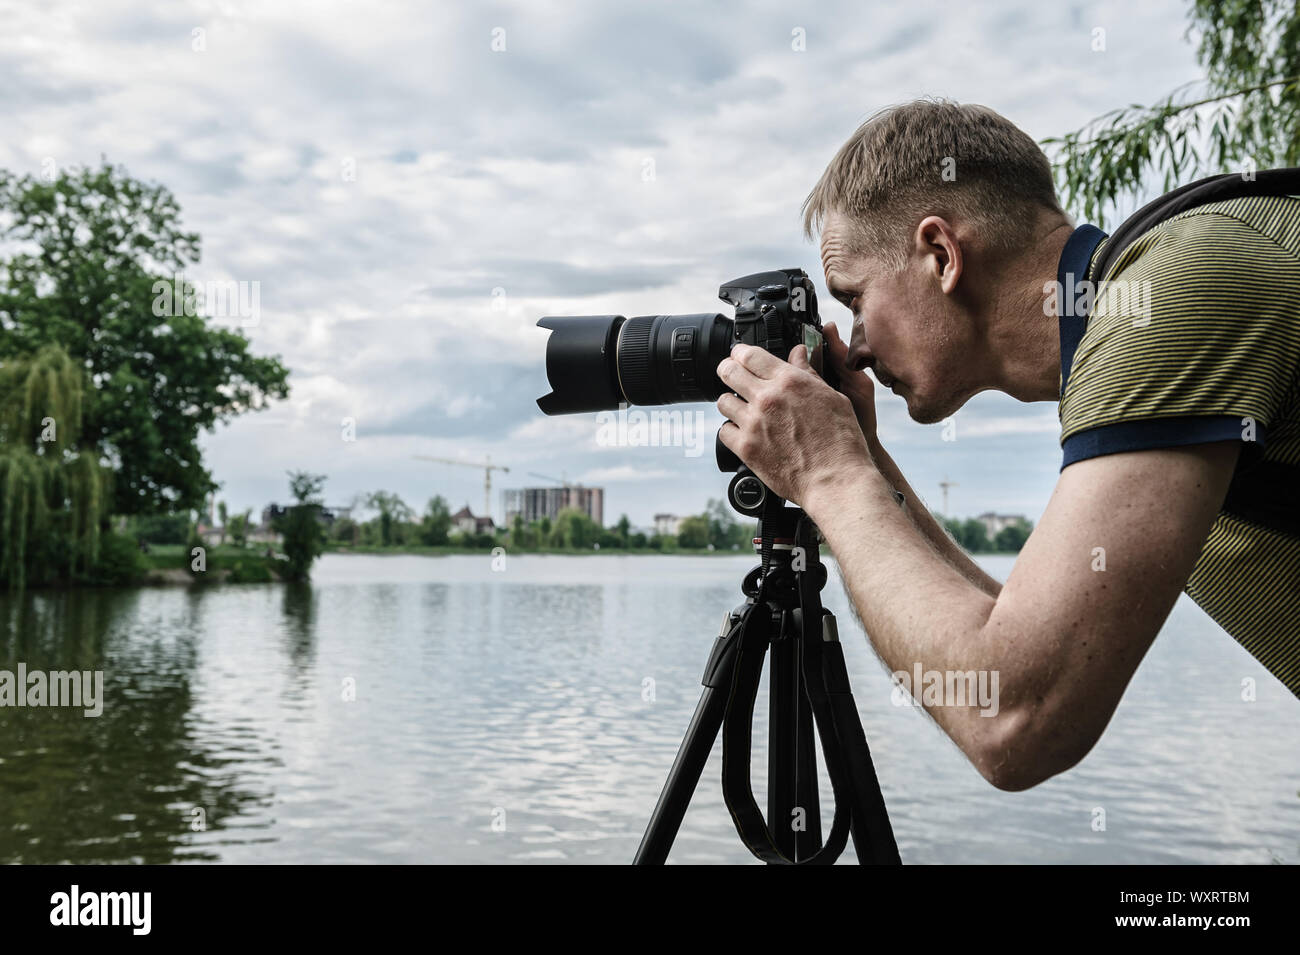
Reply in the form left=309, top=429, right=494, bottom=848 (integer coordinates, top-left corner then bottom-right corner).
left=536, top=266, right=835, bottom=514
left=536, top=267, right=834, bottom=415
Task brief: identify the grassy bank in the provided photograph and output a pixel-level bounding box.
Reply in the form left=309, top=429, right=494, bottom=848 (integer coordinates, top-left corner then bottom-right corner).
left=326, top=543, right=749, bottom=557
left=140, top=544, right=282, bottom=582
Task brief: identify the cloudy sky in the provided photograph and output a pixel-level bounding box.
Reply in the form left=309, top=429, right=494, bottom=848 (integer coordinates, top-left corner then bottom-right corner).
left=2, top=0, right=1207, bottom=528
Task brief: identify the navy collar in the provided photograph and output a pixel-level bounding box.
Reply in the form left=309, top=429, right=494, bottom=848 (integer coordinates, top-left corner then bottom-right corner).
left=1056, top=224, right=1107, bottom=397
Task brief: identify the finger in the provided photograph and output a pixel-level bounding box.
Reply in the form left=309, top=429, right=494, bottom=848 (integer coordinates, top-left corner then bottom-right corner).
left=788, top=343, right=811, bottom=370
left=717, top=418, right=742, bottom=453
left=716, top=392, right=751, bottom=424
left=717, top=354, right=762, bottom=398
left=823, top=323, right=850, bottom=361
left=730, top=342, right=783, bottom=379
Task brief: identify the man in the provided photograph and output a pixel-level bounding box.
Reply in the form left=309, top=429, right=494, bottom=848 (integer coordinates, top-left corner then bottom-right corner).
left=715, top=99, right=1300, bottom=791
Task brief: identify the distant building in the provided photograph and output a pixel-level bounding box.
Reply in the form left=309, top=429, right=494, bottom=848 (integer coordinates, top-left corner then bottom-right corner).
left=976, top=512, right=1027, bottom=539
left=653, top=513, right=683, bottom=537
left=452, top=505, right=496, bottom=535
left=502, top=486, right=604, bottom=526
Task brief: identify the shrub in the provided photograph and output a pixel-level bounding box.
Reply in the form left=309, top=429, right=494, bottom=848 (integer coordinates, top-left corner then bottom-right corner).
left=227, top=559, right=273, bottom=583
left=84, top=531, right=147, bottom=586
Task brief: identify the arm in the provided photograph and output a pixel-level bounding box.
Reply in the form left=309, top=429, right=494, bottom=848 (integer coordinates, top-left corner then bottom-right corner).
left=865, top=438, right=1002, bottom=598
left=804, top=440, right=1239, bottom=791
left=715, top=340, right=1239, bottom=791
left=819, top=322, right=1000, bottom=597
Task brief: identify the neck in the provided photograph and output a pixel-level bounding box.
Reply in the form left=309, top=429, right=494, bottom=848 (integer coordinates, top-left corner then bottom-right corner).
left=981, top=218, right=1074, bottom=402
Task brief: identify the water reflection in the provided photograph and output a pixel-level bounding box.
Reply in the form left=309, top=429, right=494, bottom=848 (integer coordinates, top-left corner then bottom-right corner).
left=0, top=554, right=1296, bottom=864
left=0, top=588, right=273, bottom=863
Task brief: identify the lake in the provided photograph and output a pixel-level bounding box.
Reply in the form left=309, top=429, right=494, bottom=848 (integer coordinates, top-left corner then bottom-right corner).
left=1, top=553, right=1296, bottom=864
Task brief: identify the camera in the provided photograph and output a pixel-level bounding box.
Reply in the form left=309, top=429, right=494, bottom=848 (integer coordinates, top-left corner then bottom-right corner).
left=535, top=267, right=834, bottom=415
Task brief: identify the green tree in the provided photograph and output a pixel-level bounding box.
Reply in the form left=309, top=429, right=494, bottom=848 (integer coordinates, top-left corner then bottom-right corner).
left=941, top=516, right=992, bottom=554
left=705, top=498, right=737, bottom=549
left=677, top=514, right=711, bottom=549
left=218, top=501, right=228, bottom=545
left=0, top=162, right=290, bottom=515
left=365, top=490, right=413, bottom=547
left=615, top=514, right=631, bottom=547
left=508, top=513, right=535, bottom=550
left=1045, top=0, right=1300, bottom=224
left=420, top=495, right=452, bottom=546
left=229, top=509, right=252, bottom=548
left=550, top=507, right=597, bottom=549
left=0, top=345, right=108, bottom=588
left=131, top=512, right=191, bottom=545
left=275, top=472, right=327, bottom=581
left=995, top=521, right=1032, bottom=553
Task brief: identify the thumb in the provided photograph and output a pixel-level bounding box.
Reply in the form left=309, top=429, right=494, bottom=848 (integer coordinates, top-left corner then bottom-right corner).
left=789, top=343, right=811, bottom=370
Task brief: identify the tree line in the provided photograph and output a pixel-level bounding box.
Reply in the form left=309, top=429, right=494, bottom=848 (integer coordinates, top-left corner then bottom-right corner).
left=324, top=493, right=756, bottom=552
left=938, top=515, right=1032, bottom=554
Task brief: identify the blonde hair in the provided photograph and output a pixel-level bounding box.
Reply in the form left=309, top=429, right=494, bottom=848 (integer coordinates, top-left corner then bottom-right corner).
left=801, top=99, right=1064, bottom=270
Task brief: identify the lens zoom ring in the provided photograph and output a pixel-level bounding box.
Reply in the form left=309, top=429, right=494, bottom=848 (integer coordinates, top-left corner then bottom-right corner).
left=617, top=315, right=656, bottom=404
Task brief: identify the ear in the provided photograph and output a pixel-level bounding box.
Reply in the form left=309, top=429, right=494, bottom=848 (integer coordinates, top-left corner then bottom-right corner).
left=914, top=215, right=963, bottom=295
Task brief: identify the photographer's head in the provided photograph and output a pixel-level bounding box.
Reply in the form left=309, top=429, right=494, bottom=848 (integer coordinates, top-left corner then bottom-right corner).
left=803, top=99, right=1070, bottom=423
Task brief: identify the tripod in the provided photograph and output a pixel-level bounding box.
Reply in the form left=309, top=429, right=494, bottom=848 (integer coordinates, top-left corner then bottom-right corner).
left=634, top=464, right=901, bottom=865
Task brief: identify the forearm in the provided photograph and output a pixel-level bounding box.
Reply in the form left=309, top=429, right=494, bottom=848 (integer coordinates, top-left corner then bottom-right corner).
left=867, top=439, right=1002, bottom=598
left=804, top=463, right=1012, bottom=774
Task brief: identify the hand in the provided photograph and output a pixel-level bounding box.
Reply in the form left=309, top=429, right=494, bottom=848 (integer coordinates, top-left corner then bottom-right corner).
left=822, top=322, right=878, bottom=449
left=715, top=341, right=873, bottom=508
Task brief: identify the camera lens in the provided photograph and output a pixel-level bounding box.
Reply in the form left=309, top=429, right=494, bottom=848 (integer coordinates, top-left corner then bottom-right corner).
left=537, top=312, right=731, bottom=414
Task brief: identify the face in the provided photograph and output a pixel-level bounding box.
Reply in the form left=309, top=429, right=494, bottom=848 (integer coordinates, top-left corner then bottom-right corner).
left=819, top=211, right=974, bottom=424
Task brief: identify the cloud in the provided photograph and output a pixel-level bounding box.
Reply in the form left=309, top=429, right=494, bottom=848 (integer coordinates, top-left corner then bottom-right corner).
left=0, top=0, right=1203, bottom=525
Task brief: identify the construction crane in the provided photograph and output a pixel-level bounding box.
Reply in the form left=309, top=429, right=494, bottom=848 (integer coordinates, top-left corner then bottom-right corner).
left=527, top=471, right=576, bottom=487
left=413, top=455, right=509, bottom=523
left=938, top=476, right=958, bottom=516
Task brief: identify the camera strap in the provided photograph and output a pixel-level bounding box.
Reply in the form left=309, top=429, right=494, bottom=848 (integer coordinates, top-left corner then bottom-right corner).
left=1073, top=167, right=1300, bottom=539
left=716, top=508, right=896, bottom=865
left=718, top=582, right=854, bottom=864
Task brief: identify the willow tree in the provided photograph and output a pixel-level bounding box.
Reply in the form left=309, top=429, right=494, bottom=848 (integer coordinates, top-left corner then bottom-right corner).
left=0, top=162, right=289, bottom=516
left=0, top=345, right=107, bottom=588
left=1045, top=0, right=1300, bottom=224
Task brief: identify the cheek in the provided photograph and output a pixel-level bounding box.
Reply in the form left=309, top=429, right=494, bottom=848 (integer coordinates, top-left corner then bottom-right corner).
left=863, top=306, right=907, bottom=357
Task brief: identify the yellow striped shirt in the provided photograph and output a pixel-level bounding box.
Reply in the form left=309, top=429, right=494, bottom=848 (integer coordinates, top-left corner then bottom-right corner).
left=1059, top=195, right=1300, bottom=697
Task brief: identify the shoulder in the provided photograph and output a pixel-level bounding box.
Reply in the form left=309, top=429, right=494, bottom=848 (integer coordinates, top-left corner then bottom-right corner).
left=1059, top=196, right=1300, bottom=457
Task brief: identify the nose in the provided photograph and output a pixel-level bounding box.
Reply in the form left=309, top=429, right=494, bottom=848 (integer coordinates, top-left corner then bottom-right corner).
left=846, top=320, right=873, bottom=372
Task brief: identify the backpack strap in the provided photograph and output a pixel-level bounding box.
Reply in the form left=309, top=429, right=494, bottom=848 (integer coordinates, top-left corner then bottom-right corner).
left=1074, top=167, right=1300, bottom=539
left=1088, top=168, right=1300, bottom=287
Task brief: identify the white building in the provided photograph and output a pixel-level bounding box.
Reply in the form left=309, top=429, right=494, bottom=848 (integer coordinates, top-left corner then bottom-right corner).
left=653, top=513, right=683, bottom=537
left=976, top=512, right=1028, bottom=539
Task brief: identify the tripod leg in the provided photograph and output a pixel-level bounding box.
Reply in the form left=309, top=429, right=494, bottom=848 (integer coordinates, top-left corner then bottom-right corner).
left=793, top=637, right=823, bottom=857
left=633, top=683, right=728, bottom=864
left=770, top=623, right=824, bottom=860
left=634, top=609, right=743, bottom=865
left=768, top=633, right=797, bottom=859
left=819, top=610, right=901, bottom=865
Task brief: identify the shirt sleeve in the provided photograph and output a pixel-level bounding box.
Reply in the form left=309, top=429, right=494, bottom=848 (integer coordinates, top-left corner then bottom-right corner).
left=1059, top=208, right=1300, bottom=468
